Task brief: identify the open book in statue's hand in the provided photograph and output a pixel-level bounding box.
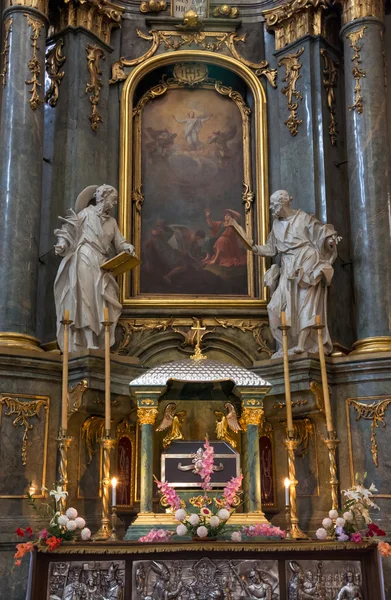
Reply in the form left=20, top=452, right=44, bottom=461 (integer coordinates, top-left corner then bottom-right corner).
left=227, top=217, right=254, bottom=250
left=101, top=251, right=140, bottom=276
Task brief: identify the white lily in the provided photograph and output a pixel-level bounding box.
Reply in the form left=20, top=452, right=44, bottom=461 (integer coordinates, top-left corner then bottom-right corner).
left=50, top=486, right=68, bottom=503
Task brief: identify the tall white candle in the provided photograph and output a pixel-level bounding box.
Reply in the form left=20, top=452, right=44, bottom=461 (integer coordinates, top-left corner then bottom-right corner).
left=104, top=307, right=111, bottom=434
left=284, top=478, right=290, bottom=506
left=111, top=477, right=117, bottom=507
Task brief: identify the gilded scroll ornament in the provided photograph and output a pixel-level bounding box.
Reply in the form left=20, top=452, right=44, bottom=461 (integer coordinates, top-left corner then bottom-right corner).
left=0, top=395, right=49, bottom=465
left=156, top=403, right=186, bottom=448
left=346, top=26, right=366, bottom=114
left=109, top=29, right=277, bottom=88
left=348, top=396, right=391, bottom=467
left=213, top=5, right=239, bottom=18
left=86, top=44, right=105, bottom=131
left=82, top=415, right=105, bottom=464
left=320, top=49, right=338, bottom=145
left=278, top=47, right=304, bottom=136
left=51, top=0, right=123, bottom=45
left=45, top=38, right=66, bottom=107
left=140, top=0, right=166, bottom=12
left=138, top=407, right=159, bottom=425
left=68, top=379, right=88, bottom=416
left=24, top=14, right=44, bottom=110
left=215, top=402, right=242, bottom=448
left=240, top=406, right=264, bottom=427
left=0, top=17, right=12, bottom=87
left=214, top=318, right=274, bottom=357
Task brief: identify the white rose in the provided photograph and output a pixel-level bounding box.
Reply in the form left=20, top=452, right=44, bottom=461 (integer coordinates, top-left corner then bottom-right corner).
left=329, top=509, right=339, bottom=520
left=175, top=509, right=187, bottom=522
left=231, top=531, right=242, bottom=542
left=343, top=512, right=353, bottom=522
left=66, top=507, right=78, bottom=520
left=58, top=515, right=69, bottom=526
left=217, top=509, right=230, bottom=521
left=66, top=520, right=77, bottom=531
left=316, top=528, right=328, bottom=540
left=176, top=524, right=188, bottom=536
left=81, top=527, right=91, bottom=541
left=75, top=517, right=86, bottom=529
left=189, top=514, right=200, bottom=526
left=322, top=518, right=332, bottom=529
left=336, top=517, right=345, bottom=527
left=209, top=516, right=220, bottom=528
left=196, top=526, right=208, bottom=538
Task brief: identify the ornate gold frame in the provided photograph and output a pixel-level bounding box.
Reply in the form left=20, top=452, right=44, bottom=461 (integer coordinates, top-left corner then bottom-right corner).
left=115, top=418, right=136, bottom=508
left=119, top=50, right=269, bottom=310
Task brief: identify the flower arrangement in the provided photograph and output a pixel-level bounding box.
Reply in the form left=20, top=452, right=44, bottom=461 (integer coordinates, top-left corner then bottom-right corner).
left=315, top=477, right=388, bottom=551
left=14, top=485, right=91, bottom=566
left=138, top=529, right=175, bottom=543
left=139, top=438, right=243, bottom=542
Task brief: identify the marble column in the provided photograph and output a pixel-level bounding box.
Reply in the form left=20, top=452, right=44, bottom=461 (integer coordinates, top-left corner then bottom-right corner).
left=339, top=0, right=391, bottom=353
left=240, top=399, right=266, bottom=516
left=0, top=0, right=48, bottom=350
left=137, top=406, right=158, bottom=514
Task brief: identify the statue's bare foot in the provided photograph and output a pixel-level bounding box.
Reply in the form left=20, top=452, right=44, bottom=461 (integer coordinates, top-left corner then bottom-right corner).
left=292, top=346, right=305, bottom=354
left=272, top=350, right=284, bottom=359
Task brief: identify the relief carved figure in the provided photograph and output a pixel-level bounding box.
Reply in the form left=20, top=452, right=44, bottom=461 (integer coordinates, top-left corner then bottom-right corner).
left=252, top=190, right=341, bottom=357
left=54, top=184, right=135, bottom=352
left=287, top=561, right=362, bottom=600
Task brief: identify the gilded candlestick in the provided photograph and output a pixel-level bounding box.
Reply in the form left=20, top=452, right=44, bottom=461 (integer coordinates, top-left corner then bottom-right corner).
left=92, top=435, right=116, bottom=540
left=109, top=505, right=119, bottom=541
left=56, top=430, right=72, bottom=514
left=284, top=437, right=309, bottom=539
left=324, top=432, right=341, bottom=510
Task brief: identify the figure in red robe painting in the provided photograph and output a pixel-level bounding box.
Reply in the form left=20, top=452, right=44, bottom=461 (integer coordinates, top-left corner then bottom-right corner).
left=202, top=208, right=247, bottom=267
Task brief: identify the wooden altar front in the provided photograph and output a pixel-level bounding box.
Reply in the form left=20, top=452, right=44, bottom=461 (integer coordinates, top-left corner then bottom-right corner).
left=27, top=541, right=384, bottom=599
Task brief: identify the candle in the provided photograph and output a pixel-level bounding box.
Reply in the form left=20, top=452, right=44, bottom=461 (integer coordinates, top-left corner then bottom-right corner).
left=281, top=311, right=287, bottom=326
left=284, top=478, right=290, bottom=506
left=280, top=312, right=293, bottom=434
left=111, top=477, right=117, bottom=506
left=61, top=310, right=70, bottom=433
left=104, top=306, right=111, bottom=434
left=315, top=314, right=334, bottom=434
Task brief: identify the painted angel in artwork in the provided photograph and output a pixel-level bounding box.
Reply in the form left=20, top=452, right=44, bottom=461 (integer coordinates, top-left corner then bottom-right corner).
left=208, top=125, right=237, bottom=167
left=145, top=127, right=177, bottom=156
left=214, top=402, right=242, bottom=449
left=156, top=403, right=186, bottom=449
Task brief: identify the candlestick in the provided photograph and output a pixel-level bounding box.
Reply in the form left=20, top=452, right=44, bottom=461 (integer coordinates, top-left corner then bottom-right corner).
left=92, top=436, right=116, bottom=540
left=109, top=505, right=118, bottom=541
left=111, top=477, right=117, bottom=507
left=314, top=315, right=334, bottom=434
left=60, top=310, right=72, bottom=435
left=102, top=307, right=112, bottom=436
left=284, top=478, right=290, bottom=506
left=284, top=438, right=309, bottom=539
left=279, top=311, right=294, bottom=435
left=56, top=430, right=72, bottom=514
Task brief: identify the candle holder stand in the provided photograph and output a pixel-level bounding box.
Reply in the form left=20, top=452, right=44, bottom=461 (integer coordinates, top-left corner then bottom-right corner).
left=92, top=435, right=116, bottom=540
left=56, top=429, right=73, bottom=514
left=285, top=504, right=292, bottom=539
left=284, top=436, right=309, bottom=540
left=109, top=505, right=119, bottom=541
left=323, top=431, right=341, bottom=510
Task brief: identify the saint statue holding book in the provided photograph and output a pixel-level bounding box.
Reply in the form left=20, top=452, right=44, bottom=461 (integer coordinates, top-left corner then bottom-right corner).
left=54, top=184, right=137, bottom=352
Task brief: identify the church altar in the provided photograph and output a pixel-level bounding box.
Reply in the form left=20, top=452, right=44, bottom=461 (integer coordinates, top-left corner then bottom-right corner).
left=27, top=540, right=384, bottom=599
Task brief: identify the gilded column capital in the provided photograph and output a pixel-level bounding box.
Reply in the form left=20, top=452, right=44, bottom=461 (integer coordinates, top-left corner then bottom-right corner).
left=335, top=0, right=384, bottom=26
left=4, top=0, right=49, bottom=16
left=138, top=407, right=158, bottom=425
left=51, top=0, right=124, bottom=46
left=240, top=406, right=264, bottom=428
left=263, top=0, right=331, bottom=50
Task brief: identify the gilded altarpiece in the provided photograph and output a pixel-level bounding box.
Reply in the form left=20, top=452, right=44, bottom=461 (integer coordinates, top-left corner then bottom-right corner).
left=119, top=55, right=269, bottom=311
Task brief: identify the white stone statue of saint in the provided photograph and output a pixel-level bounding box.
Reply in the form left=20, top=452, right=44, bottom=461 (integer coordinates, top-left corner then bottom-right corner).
left=252, top=190, right=341, bottom=357
left=54, top=184, right=135, bottom=352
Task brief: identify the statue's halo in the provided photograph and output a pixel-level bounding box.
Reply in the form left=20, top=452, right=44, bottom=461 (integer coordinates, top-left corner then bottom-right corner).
left=75, top=184, right=99, bottom=214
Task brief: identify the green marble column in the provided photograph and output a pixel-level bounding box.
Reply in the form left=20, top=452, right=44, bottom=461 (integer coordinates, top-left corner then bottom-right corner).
left=138, top=407, right=158, bottom=514
left=0, top=0, right=48, bottom=350
left=246, top=422, right=262, bottom=512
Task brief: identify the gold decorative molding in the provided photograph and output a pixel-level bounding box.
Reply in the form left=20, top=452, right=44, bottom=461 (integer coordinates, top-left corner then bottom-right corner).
left=52, top=0, right=123, bottom=45
left=25, top=13, right=44, bottom=110
left=138, top=407, right=158, bottom=425
left=350, top=336, right=391, bottom=354
left=81, top=415, right=105, bottom=464
left=348, top=396, right=391, bottom=467
left=109, top=29, right=277, bottom=88
left=0, top=394, right=49, bottom=466
left=240, top=406, right=264, bottom=427
left=278, top=47, right=304, bottom=136
left=263, top=0, right=330, bottom=51
left=86, top=44, right=105, bottom=131
left=213, top=4, right=239, bottom=18
left=320, top=49, right=338, bottom=145
left=68, top=379, right=88, bottom=416
left=346, top=26, right=366, bottom=114
left=45, top=38, right=66, bottom=107
left=309, top=380, right=325, bottom=413
left=214, top=319, right=273, bottom=356
left=273, top=399, right=307, bottom=410
left=336, top=0, right=383, bottom=26
left=140, top=0, right=166, bottom=13
left=0, top=17, right=13, bottom=87
left=4, top=0, right=49, bottom=14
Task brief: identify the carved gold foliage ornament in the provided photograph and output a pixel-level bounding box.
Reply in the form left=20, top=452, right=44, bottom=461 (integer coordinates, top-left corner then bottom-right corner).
left=346, top=26, right=366, bottom=114
left=336, top=0, right=384, bottom=26
left=140, top=0, right=166, bottom=13
left=68, top=379, right=88, bottom=416
left=86, top=44, right=105, bottom=131
left=45, top=39, right=66, bottom=107
left=109, top=29, right=277, bottom=88
left=0, top=395, right=49, bottom=465
left=240, top=406, right=264, bottom=427
left=348, top=397, right=391, bottom=467
left=53, top=0, right=123, bottom=45
left=138, top=407, right=158, bottom=425
left=214, top=319, right=273, bottom=357
left=213, top=5, right=239, bottom=18
left=278, top=47, right=304, bottom=136
left=320, top=49, right=338, bottom=145
left=24, top=14, right=45, bottom=110
left=283, top=418, right=314, bottom=458
left=0, top=17, right=12, bottom=87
